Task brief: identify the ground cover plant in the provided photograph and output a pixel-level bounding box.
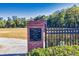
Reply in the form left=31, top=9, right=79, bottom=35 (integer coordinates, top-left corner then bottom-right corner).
left=28, top=45, right=79, bottom=56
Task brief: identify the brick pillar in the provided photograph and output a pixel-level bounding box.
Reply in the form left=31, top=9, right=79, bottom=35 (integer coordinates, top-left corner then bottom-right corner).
left=27, top=20, right=46, bottom=52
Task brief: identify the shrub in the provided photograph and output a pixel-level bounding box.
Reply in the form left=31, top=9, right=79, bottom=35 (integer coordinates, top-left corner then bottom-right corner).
left=27, top=45, right=79, bottom=56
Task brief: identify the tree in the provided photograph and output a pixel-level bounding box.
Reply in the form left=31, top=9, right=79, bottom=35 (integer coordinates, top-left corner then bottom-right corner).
left=47, top=5, right=79, bottom=28
left=34, top=15, right=47, bottom=21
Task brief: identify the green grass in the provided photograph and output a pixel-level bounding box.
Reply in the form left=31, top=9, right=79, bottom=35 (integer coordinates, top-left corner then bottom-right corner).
left=0, top=28, right=27, bottom=39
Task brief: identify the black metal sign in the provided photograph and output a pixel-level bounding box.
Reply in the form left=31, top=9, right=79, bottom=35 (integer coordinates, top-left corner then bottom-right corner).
left=30, top=28, right=41, bottom=41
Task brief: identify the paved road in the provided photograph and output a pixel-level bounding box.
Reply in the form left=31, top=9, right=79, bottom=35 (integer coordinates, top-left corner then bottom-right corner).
left=0, top=38, right=27, bottom=55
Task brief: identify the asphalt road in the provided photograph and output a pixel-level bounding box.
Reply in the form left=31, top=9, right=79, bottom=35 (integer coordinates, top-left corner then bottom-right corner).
left=0, top=38, right=27, bottom=55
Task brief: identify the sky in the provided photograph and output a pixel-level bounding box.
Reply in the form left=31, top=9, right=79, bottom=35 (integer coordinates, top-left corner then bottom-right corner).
left=0, top=3, right=79, bottom=19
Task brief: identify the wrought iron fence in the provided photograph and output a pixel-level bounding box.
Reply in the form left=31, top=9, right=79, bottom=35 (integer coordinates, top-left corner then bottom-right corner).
left=45, top=28, right=79, bottom=47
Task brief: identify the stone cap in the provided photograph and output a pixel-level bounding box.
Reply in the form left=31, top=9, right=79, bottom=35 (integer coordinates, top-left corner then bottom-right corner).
left=27, top=20, right=47, bottom=26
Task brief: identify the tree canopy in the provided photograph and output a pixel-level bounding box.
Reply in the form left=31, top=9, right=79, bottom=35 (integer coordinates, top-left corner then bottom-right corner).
left=47, top=5, right=79, bottom=28
left=0, top=5, right=79, bottom=28
left=0, top=16, right=27, bottom=28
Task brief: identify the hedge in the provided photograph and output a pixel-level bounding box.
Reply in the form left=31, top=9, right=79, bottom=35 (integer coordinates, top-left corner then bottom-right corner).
left=27, top=45, right=79, bottom=56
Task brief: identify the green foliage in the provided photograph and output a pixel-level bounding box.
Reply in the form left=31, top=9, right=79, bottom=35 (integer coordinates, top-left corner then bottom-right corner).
left=0, top=20, right=6, bottom=28
left=32, top=5, right=79, bottom=28
left=28, top=45, right=79, bottom=56
left=47, top=5, right=79, bottom=28
left=34, top=15, right=48, bottom=21
left=0, top=16, right=27, bottom=28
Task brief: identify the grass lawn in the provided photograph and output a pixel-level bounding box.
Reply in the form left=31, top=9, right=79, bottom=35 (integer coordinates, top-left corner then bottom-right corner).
left=0, top=28, right=27, bottom=39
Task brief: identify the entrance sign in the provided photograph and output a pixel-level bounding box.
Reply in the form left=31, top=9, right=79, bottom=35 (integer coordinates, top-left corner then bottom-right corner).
left=27, top=20, right=46, bottom=51
left=30, top=28, right=41, bottom=41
